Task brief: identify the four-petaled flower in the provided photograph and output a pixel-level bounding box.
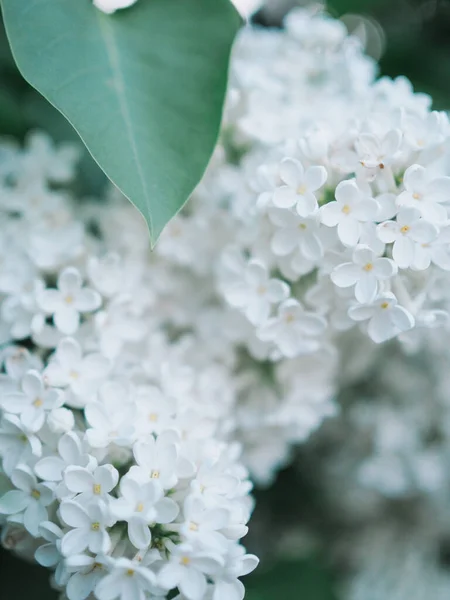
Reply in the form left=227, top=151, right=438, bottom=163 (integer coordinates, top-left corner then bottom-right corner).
left=38, top=267, right=101, bottom=335
left=321, top=179, right=378, bottom=246
left=0, top=465, right=53, bottom=536
left=112, top=476, right=179, bottom=549
left=377, top=207, right=438, bottom=269
left=348, top=292, right=415, bottom=343
left=272, top=158, right=327, bottom=217
left=59, top=499, right=116, bottom=556
left=258, top=299, right=327, bottom=358
left=331, top=246, right=397, bottom=304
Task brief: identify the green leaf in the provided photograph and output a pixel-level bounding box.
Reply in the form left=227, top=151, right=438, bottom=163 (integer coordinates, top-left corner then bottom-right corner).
left=0, top=0, right=241, bottom=243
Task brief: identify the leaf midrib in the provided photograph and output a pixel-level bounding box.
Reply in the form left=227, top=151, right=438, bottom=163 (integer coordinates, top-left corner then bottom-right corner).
left=97, top=11, right=154, bottom=238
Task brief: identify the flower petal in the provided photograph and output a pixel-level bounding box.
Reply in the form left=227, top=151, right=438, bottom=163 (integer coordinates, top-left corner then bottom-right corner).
left=35, top=542, right=60, bottom=567
left=331, top=263, right=360, bottom=288
left=64, top=467, right=94, bottom=494
left=75, top=289, right=101, bottom=313
left=304, top=165, right=327, bottom=191
left=0, top=490, right=29, bottom=514
left=61, top=527, right=89, bottom=557
left=58, top=268, right=82, bottom=294
left=337, top=218, right=360, bottom=246
left=128, top=517, right=151, bottom=550
left=60, top=500, right=91, bottom=528
left=54, top=307, right=80, bottom=335
left=273, top=186, right=297, bottom=209
left=279, top=158, right=303, bottom=188
left=355, top=275, right=378, bottom=304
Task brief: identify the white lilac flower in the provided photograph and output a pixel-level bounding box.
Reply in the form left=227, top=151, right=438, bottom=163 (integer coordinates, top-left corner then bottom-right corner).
left=211, top=545, right=259, bottom=600
left=112, top=476, right=179, bottom=549
left=35, top=521, right=69, bottom=586
left=95, top=557, right=156, bottom=600
left=180, top=495, right=230, bottom=552
left=43, top=336, right=110, bottom=404
left=348, top=293, right=415, bottom=343
left=130, top=433, right=193, bottom=490
left=0, top=465, right=53, bottom=536
left=320, top=179, right=378, bottom=246
left=222, top=258, right=289, bottom=326
left=0, top=414, right=42, bottom=475
left=38, top=267, right=101, bottom=335
left=376, top=208, right=438, bottom=269
left=269, top=208, right=324, bottom=262
left=272, top=158, right=327, bottom=217
left=64, top=464, right=119, bottom=505
left=59, top=499, right=116, bottom=556
left=84, top=383, right=136, bottom=449
left=258, top=299, right=327, bottom=358
left=190, top=462, right=240, bottom=506
left=65, top=553, right=109, bottom=600
left=356, top=129, right=402, bottom=171
left=34, top=431, right=95, bottom=486
left=135, top=386, right=177, bottom=436
left=0, top=369, right=63, bottom=430
left=401, top=109, right=449, bottom=153
left=397, top=164, right=450, bottom=222
left=331, top=246, right=397, bottom=304
left=158, top=542, right=224, bottom=600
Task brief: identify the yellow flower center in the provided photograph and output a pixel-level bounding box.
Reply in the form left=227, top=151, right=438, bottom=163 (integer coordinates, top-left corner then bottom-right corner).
left=189, top=522, right=199, bottom=532
left=33, top=398, right=43, bottom=408
left=150, top=470, right=160, bottom=479
left=136, top=502, right=144, bottom=513
left=412, top=192, right=421, bottom=200
left=181, top=556, right=190, bottom=566
left=93, top=484, right=101, bottom=495
left=381, top=302, right=389, bottom=309
left=148, top=413, right=158, bottom=422
left=65, top=295, right=74, bottom=304
left=91, top=522, right=100, bottom=531
left=363, top=263, right=373, bottom=272
left=31, top=489, right=41, bottom=500
left=400, top=225, right=410, bottom=234
left=341, top=204, right=351, bottom=214
left=126, top=569, right=135, bottom=577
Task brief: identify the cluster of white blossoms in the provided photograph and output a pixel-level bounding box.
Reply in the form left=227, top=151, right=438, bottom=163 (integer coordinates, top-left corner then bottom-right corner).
left=144, top=4, right=450, bottom=478
left=0, top=133, right=259, bottom=599
left=4, top=5, right=450, bottom=599
left=206, top=6, right=450, bottom=356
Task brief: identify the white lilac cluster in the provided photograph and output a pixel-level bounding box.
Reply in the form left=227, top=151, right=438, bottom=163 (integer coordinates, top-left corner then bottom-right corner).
left=0, top=135, right=258, bottom=600
left=205, top=7, right=450, bottom=356
left=146, top=6, right=450, bottom=478
left=4, top=7, right=450, bottom=599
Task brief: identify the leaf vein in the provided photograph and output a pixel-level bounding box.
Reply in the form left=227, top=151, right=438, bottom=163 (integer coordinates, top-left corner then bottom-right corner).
left=97, top=13, right=154, bottom=236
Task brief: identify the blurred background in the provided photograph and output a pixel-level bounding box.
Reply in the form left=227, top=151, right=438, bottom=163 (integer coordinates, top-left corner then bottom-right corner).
left=2, top=0, right=450, bottom=598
